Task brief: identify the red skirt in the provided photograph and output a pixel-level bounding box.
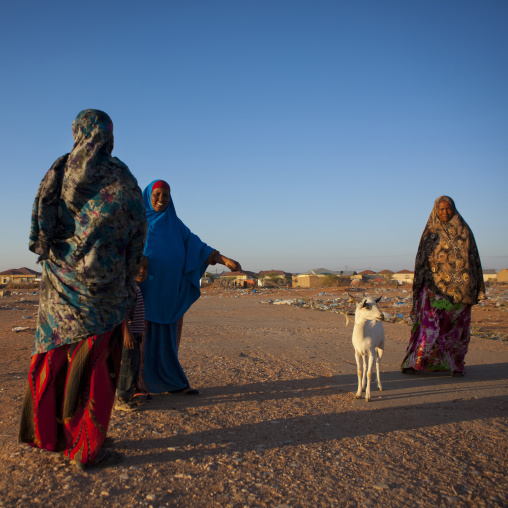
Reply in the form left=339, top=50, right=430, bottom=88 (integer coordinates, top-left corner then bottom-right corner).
left=19, top=326, right=122, bottom=464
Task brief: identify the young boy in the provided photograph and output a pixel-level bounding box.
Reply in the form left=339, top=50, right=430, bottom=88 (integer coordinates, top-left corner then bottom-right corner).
left=115, top=256, right=148, bottom=412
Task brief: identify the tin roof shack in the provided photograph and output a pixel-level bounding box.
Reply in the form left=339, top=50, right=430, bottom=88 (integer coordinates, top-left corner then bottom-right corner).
left=498, top=269, right=508, bottom=283
left=393, top=269, right=414, bottom=284
left=483, top=269, right=497, bottom=282
left=200, top=277, right=213, bottom=287
left=336, top=270, right=357, bottom=286
left=0, top=267, right=40, bottom=285
left=358, top=270, right=378, bottom=282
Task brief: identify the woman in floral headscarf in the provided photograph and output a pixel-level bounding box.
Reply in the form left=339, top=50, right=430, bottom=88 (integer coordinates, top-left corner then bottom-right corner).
left=19, top=110, right=147, bottom=469
left=401, top=196, right=485, bottom=376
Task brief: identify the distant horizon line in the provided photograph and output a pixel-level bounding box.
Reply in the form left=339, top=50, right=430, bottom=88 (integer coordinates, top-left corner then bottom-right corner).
left=1, top=264, right=507, bottom=275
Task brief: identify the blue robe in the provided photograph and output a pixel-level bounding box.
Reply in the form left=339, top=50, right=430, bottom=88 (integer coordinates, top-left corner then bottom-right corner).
left=140, top=180, right=213, bottom=392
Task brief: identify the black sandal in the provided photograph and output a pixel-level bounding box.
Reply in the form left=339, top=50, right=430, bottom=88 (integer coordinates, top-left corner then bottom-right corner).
left=134, top=390, right=152, bottom=401
left=102, top=437, right=115, bottom=448
left=402, top=367, right=417, bottom=374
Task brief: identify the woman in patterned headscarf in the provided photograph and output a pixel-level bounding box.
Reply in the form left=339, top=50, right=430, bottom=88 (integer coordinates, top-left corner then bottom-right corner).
left=401, top=196, right=485, bottom=376
left=19, top=110, right=147, bottom=469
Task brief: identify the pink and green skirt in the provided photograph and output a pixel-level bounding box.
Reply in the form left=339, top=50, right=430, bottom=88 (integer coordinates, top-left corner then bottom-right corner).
left=402, top=285, right=471, bottom=374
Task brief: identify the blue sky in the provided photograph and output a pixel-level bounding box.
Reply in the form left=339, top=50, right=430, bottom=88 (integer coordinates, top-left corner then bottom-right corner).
left=1, top=0, right=507, bottom=274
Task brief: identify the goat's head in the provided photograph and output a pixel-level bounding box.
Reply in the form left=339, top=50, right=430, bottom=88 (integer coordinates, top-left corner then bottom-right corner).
left=355, top=296, right=384, bottom=322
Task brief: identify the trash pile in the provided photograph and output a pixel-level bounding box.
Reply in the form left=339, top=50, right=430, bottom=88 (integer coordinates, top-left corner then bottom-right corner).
left=263, top=292, right=413, bottom=325
left=481, top=288, right=508, bottom=310
left=471, top=329, right=508, bottom=341
left=259, top=286, right=508, bottom=335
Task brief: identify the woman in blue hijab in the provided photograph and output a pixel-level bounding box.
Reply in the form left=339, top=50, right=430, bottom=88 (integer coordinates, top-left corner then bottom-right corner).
left=140, top=180, right=241, bottom=394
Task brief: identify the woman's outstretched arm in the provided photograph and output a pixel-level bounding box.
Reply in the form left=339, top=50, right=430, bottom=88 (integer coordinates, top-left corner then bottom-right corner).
left=207, top=250, right=242, bottom=272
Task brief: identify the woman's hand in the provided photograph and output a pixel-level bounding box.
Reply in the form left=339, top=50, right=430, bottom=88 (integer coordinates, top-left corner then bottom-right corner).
left=222, top=256, right=241, bottom=272
left=123, top=325, right=135, bottom=349
left=208, top=251, right=242, bottom=272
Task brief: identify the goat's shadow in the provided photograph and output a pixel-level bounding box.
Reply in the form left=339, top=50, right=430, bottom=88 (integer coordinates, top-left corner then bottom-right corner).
left=332, top=362, right=508, bottom=400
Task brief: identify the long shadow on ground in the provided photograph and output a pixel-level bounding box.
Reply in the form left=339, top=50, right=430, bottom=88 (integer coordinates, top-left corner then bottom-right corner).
left=117, top=365, right=508, bottom=466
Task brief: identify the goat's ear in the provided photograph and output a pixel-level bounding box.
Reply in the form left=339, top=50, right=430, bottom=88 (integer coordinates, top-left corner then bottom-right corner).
left=361, top=298, right=368, bottom=308
left=375, top=297, right=382, bottom=303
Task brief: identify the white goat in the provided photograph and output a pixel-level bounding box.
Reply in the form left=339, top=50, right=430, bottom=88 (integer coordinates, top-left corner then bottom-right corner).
left=350, top=296, right=385, bottom=402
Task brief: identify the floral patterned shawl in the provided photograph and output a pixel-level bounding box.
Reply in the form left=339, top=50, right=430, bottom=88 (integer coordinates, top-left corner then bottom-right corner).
left=412, top=195, right=485, bottom=308
left=29, top=109, right=147, bottom=354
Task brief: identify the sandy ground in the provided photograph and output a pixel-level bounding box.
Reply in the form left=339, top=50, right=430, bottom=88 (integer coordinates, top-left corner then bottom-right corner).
left=0, top=284, right=507, bottom=507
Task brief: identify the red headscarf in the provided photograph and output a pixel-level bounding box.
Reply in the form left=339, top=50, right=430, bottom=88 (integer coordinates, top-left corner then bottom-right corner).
left=152, top=180, right=170, bottom=191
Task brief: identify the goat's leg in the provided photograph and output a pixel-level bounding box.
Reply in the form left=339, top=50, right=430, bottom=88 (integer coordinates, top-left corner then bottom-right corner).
left=361, top=355, right=367, bottom=390
left=354, top=351, right=363, bottom=399
left=365, top=354, right=374, bottom=402
left=375, top=350, right=383, bottom=391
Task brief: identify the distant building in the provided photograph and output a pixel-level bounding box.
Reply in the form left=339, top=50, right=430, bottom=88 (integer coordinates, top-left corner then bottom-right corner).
left=218, top=270, right=257, bottom=288
left=292, top=268, right=356, bottom=288
left=292, top=273, right=319, bottom=288
left=392, top=269, right=414, bottom=284
left=378, top=269, right=394, bottom=276
left=497, top=269, right=508, bottom=283
left=0, top=267, right=40, bottom=285
left=219, top=270, right=249, bottom=282
left=482, top=269, right=497, bottom=282
left=358, top=270, right=378, bottom=281
left=293, top=268, right=336, bottom=288
left=257, top=270, right=291, bottom=287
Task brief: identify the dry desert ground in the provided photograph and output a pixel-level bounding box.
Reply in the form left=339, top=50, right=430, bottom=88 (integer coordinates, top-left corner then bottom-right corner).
left=0, top=283, right=507, bottom=507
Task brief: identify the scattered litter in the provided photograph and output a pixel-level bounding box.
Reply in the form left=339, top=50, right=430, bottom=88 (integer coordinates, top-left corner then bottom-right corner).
left=12, top=326, right=30, bottom=332
left=264, top=294, right=411, bottom=324
left=272, top=299, right=295, bottom=305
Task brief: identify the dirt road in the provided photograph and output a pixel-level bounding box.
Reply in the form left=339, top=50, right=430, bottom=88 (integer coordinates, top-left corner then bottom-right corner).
left=0, top=287, right=507, bottom=507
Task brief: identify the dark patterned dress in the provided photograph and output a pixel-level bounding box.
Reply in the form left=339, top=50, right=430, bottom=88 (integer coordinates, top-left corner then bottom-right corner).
left=402, top=196, right=485, bottom=375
